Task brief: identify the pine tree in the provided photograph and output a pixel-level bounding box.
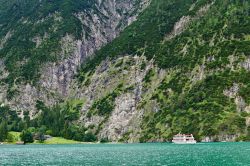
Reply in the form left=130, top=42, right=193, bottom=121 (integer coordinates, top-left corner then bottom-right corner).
left=20, top=130, right=34, bottom=144
left=0, top=120, right=8, bottom=142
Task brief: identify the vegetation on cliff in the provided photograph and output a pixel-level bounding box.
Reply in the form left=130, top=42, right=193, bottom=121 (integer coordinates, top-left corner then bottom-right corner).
left=78, top=0, right=250, bottom=142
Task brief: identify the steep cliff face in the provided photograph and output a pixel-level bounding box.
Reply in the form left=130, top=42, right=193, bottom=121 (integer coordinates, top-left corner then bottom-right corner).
left=0, top=0, right=150, bottom=116
left=0, top=0, right=250, bottom=143
left=74, top=55, right=158, bottom=142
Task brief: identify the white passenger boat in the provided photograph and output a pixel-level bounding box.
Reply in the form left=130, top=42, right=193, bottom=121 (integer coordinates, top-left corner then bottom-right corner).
left=172, top=133, right=197, bottom=144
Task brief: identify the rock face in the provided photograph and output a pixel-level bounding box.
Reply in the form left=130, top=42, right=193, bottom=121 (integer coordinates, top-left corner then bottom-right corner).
left=165, top=16, right=191, bottom=41
left=242, top=58, right=250, bottom=71
left=75, top=55, right=155, bottom=142
left=224, top=83, right=250, bottom=113
left=201, top=135, right=239, bottom=142
left=100, top=93, right=137, bottom=141
left=164, top=2, right=213, bottom=41
left=0, top=31, right=12, bottom=49
left=1, top=0, right=150, bottom=115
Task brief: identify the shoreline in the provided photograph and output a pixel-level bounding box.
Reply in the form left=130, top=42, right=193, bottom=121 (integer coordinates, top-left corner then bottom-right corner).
left=0, top=141, right=247, bottom=146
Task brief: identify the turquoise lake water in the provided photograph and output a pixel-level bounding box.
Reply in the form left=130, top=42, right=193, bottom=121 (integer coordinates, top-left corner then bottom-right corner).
left=0, top=143, right=250, bottom=166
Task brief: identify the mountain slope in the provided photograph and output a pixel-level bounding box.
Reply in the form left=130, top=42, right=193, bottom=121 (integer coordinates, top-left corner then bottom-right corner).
left=76, top=0, right=250, bottom=142
left=0, top=0, right=149, bottom=113
left=0, top=0, right=250, bottom=143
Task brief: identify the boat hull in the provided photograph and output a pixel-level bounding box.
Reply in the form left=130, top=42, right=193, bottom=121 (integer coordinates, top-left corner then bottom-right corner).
left=172, top=141, right=197, bottom=144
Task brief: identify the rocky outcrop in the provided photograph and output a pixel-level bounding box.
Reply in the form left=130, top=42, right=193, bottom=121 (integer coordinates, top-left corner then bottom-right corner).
left=223, top=83, right=250, bottom=112
left=165, top=16, right=191, bottom=41
left=201, top=134, right=239, bottom=142
left=0, top=30, right=13, bottom=50
left=223, top=83, right=239, bottom=98
left=73, top=55, right=155, bottom=142
left=99, top=93, right=137, bottom=141
left=242, top=57, right=250, bottom=71
left=190, top=64, right=206, bottom=84
left=164, top=2, right=213, bottom=41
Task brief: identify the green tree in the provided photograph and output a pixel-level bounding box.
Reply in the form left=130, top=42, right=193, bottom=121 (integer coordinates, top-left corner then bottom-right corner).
left=20, top=130, right=34, bottom=144
left=37, top=126, right=46, bottom=143
left=0, top=120, right=8, bottom=142
left=83, top=132, right=97, bottom=142
left=7, top=133, right=14, bottom=143
left=246, top=126, right=250, bottom=141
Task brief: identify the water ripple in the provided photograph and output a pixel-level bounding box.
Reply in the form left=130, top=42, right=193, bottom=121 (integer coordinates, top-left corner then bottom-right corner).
left=0, top=143, right=250, bottom=166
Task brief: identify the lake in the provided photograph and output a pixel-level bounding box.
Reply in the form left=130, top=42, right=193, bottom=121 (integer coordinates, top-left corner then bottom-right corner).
left=0, top=143, right=250, bottom=165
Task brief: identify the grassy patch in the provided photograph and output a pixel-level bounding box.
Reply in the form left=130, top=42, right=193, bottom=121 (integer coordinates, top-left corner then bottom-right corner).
left=8, top=132, right=21, bottom=143
left=37, top=137, right=80, bottom=144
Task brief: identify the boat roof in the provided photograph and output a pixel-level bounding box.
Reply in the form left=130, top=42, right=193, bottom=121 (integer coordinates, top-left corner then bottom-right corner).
left=174, top=134, right=193, bottom=136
